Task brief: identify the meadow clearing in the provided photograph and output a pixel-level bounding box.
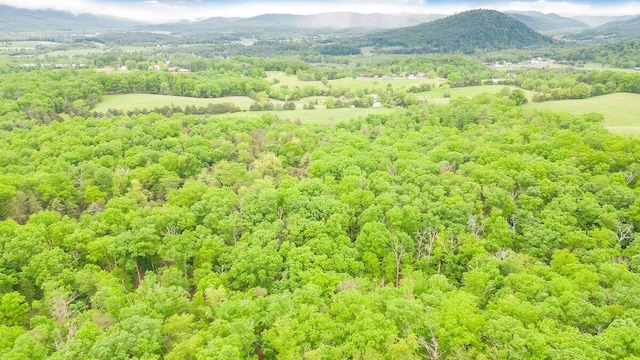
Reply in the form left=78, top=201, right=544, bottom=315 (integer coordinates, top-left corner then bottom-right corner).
left=524, top=93, right=640, bottom=135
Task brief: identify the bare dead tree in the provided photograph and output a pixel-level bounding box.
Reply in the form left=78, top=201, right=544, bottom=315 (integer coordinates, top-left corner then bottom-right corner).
left=419, top=331, right=443, bottom=360
left=440, top=233, right=461, bottom=256
left=389, top=237, right=408, bottom=288
left=624, top=166, right=640, bottom=185
left=416, top=227, right=438, bottom=262
left=615, top=220, right=634, bottom=247
left=468, top=214, right=487, bottom=237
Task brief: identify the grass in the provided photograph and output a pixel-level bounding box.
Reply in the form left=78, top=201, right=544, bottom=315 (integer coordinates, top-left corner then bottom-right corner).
left=94, top=94, right=257, bottom=112
left=267, top=72, right=327, bottom=89
left=267, top=71, right=445, bottom=94
left=416, top=85, right=537, bottom=104
left=329, top=76, right=443, bottom=92
left=94, top=93, right=396, bottom=124
left=581, top=62, right=637, bottom=73
left=523, top=93, right=640, bottom=135
left=39, top=48, right=104, bottom=57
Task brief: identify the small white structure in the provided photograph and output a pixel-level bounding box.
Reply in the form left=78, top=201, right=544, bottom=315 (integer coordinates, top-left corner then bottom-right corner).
left=372, top=102, right=382, bottom=108
left=119, top=65, right=128, bottom=71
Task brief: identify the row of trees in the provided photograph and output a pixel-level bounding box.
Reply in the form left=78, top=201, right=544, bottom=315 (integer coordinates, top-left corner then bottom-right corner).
left=508, top=67, right=640, bottom=101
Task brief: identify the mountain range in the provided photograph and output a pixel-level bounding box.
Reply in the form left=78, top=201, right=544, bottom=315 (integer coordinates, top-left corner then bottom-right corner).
left=0, top=5, right=137, bottom=34
left=572, top=15, right=640, bottom=42
left=505, top=11, right=589, bottom=32
left=1, top=5, right=640, bottom=44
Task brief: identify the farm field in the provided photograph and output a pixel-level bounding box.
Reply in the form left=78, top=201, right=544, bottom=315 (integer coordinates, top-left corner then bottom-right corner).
left=581, top=62, right=638, bottom=73
left=329, top=76, right=444, bottom=91
left=94, top=94, right=257, bottom=112
left=38, top=48, right=104, bottom=57
left=267, top=71, right=327, bottom=89
left=416, top=85, right=536, bottom=104
left=94, top=93, right=397, bottom=123
left=524, top=93, right=640, bottom=134
left=267, top=71, right=445, bottom=93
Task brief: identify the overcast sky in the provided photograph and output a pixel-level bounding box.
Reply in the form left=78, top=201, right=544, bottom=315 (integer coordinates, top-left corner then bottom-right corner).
left=0, top=0, right=638, bottom=22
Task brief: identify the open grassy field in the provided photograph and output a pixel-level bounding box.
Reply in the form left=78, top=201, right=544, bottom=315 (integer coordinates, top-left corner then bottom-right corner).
left=94, top=93, right=396, bottom=124
left=94, top=94, right=257, bottom=112
left=267, top=72, right=327, bottom=89
left=523, top=93, right=640, bottom=135
left=416, top=85, right=537, bottom=104
left=267, top=71, right=445, bottom=93
left=581, top=62, right=638, bottom=73
left=39, top=48, right=104, bottom=57
left=330, top=76, right=444, bottom=92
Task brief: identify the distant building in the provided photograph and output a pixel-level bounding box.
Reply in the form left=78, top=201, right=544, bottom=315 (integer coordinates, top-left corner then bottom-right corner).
left=178, top=69, right=190, bottom=73
left=168, top=67, right=177, bottom=72
left=372, top=102, right=382, bottom=108
left=119, top=65, right=128, bottom=71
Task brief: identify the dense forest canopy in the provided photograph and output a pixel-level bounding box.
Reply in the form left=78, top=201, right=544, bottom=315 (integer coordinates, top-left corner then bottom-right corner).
left=2, top=4, right=640, bottom=356
left=1, top=58, right=640, bottom=358
left=365, top=10, right=553, bottom=55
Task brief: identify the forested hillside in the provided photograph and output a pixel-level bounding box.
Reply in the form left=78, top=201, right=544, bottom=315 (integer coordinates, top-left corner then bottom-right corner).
left=2, top=70, right=640, bottom=358
left=506, top=11, right=589, bottom=32
left=0, top=5, right=137, bottom=33
left=573, top=15, right=640, bottom=42
left=366, top=9, right=553, bottom=54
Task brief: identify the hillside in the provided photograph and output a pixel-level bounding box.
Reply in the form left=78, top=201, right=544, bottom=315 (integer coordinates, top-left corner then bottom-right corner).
left=157, top=12, right=443, bottom=34
left=572, top=14, right=637, bottom=27
left=0, top=5, right=138, bottom=33
left=366, top=9, right=553, bottom=54
left=506, top=11, right=589, bottom=32
left=573, top=15, right=640, bottom=42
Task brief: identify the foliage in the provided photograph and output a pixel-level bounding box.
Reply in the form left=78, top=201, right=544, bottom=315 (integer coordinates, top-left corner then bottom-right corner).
left=366, top=10, right=553, bottom=55
left=1, top=76, right=640, bottom=358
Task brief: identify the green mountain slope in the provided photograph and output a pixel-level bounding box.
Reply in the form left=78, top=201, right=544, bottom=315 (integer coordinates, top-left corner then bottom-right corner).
left=154, top=12, right=444, bottom=35
left=572, top=15, right=636, bottom=27
left=506, top=11, right=589, bottom=32
left=0, top=5, right=138, bottom=33
left=574, top=15, right=640, bottom=42
left=366, top=9, right=553, bottom=54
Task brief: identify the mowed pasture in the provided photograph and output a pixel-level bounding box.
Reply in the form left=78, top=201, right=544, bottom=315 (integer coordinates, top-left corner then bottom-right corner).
left=524, top=93, right=640, bottom=135
left=267, top=71, right=445, bottom=93
left=94, top=94, right=257, bottom=113
left=267, top=72, right=327, bottom=89
left=94, top=93, right=398, bottom=124
left=329, top=76, right=444, bottom=92
left=416, top=85, right=537, bottom=104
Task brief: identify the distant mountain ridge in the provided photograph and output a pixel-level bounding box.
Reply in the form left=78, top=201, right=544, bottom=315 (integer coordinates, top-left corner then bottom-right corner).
left=573, top=15, right=640, bottom=41
left=572, top=15, right=637, bottom=27
left=0, top=5, right=138, bottom=33
left=506, top=11, right=589, bottom=32
left=0, top=5, right=445, bottom=35
left=366, top=9, right=553, bottom=54
left=169, top=12, right=445, bottom=32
